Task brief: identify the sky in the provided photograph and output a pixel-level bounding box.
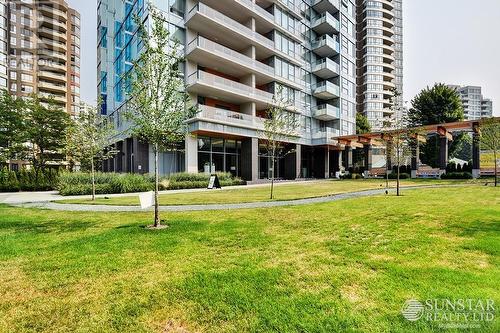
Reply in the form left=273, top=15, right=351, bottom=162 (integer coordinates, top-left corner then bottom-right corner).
left=69, top=0, right=499, bottom=115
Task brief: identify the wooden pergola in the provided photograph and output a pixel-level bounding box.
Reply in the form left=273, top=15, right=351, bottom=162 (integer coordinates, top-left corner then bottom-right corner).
left=328, top=118, right=499, bottom=178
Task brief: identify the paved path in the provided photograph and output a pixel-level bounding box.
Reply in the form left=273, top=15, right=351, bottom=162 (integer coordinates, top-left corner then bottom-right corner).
left=0, top=179, right=326, bottom=205
left=12, top=185, right=452, bottom=212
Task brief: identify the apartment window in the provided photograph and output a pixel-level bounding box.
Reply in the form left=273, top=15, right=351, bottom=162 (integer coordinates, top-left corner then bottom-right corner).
left=10, top=37, right=16, bottom=46
left=21, top=85, right=33, bottom=93
left=0, top=77, right=6, bottom=87
left=21, top=73, right=32, bottom=82
left=10, top=83, right=16, bottom=91
left=10, top=71, right=16, bottom=80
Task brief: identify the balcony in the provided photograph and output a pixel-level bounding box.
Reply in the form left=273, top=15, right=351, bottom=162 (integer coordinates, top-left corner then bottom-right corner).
left=39, top=71, right=67, bottom=82
left=313, top=81, right=340, bottom=100
left=39, top=92, right=67, bottom=104
left=186, top=3, right=302, bottom=66
left=312, top=35, right=340, bottom=57
left=190, top=105, right=265, bottom=131
left=38, top=80, right=66, bottom=93
left=312, top=58, right=340, bottom=79
left=186, top=70, right=273, bottom=108
left=312, top=0, right=340, bottom=13
left=186, top=36, right=275, bottom=84
left=39, top=16, right=67, bottom=32
left=313, top=104, right=340, bottom=121
left=186, top=3, right=273, bottom=53
left=38, top=27, right=67, bottom=42
left=39, top=5, right=67, bottom=20
left=312, top=127, right=340, bottom=145
left=312, top=12, right=340, bottom=35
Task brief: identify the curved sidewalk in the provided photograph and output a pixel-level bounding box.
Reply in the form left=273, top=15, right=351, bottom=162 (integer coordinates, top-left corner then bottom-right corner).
left=13, top=185, right=452, bottom=212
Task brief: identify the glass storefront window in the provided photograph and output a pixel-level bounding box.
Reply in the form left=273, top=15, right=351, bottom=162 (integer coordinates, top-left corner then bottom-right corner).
left=197, top=136, right=241, bottom=176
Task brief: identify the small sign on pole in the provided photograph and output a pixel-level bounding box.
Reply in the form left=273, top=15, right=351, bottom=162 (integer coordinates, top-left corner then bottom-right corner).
left=207, top=174, right=221, bottom=189
left=139, top=191, right=154, bottom=209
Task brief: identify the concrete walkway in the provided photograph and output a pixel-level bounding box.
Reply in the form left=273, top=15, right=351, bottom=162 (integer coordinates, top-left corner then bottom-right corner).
left=12, top=185, right=451, bottom=212
left=0, top=179, right=332, bottom=204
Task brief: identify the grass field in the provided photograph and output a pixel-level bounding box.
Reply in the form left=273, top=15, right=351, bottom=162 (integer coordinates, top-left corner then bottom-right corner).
left=57, top=178, right=474, bottom=206
left=0, top=186, right=498, bottom=332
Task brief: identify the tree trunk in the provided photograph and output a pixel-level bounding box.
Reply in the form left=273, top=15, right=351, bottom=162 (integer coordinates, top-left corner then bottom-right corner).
left=270, top=155, right=275, bottom=200
left=91, top=158, right=96, bottom=201
left=154, top=143, right=160, bottom=227
left=396, top=150, right=400, bottom=196
left=495, top=150, right=498, bottom=187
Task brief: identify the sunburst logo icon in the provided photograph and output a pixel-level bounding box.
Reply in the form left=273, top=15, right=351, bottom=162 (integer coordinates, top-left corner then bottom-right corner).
left=401, top=299, right=424, bottom=321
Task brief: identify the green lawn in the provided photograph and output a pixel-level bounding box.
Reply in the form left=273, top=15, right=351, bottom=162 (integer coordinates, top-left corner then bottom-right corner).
left=58, top=178, right=474, bottom=206
left=0, top=186, right=498, bottom=332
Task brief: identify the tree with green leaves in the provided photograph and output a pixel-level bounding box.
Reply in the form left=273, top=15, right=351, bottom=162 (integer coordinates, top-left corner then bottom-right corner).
left=479, top=117, right=500, bottom=187
left=124, top=6, right=197, bottom=228
left=409, top=83, right=465, bottom=167
left=67, top=102, right=117, bottom=200
left=356, top=112, right=371, bottom=134
left=260, top=85, right=299, bottom=199
left=25, top=95, right=71, bottom=173
left=0, top=91, right=26, bottom=168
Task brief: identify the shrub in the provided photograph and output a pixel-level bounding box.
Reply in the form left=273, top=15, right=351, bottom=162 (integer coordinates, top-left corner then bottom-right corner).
left=388, top=173, right=410, bottom=179
left=167, top=172, right=245, bottom=190
left=57, top=171, right=245, bottom=195
left=0, top=167, right=58, bottom=192
left=57, top=172, right=160, bottom=196
left=441, top=172, right=473, bottom=179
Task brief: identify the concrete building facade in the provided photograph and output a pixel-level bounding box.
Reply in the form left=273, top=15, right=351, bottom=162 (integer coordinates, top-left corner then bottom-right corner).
left=448, top=85, right=493, bottom=120
left=0, top=0, right=81, bottom=115
left=98, top=0, right=402, bottom=181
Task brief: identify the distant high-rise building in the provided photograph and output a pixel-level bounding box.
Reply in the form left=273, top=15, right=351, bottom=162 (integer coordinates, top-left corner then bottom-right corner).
left=448, top=85, right=493, bottom=120
left=356, top=0, right=403, bottom=130
left=0, top=0, right=81, bottom=115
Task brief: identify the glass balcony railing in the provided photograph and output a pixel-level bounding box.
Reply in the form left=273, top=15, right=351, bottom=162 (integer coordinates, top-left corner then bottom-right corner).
left=313, top=58, right=340, bottom=79
left=313, top=81, right=340, bottom=99
left=186, top=36, right=274, bottom=76
left=313, top=104, right=340, bottom=120
left=187, top=70, right=274, bottom=103
left=193, top=105, right=265, bottom=130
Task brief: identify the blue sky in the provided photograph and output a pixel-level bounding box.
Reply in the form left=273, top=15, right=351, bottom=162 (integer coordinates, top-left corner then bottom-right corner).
left=69, top=0, right=499, bottom=115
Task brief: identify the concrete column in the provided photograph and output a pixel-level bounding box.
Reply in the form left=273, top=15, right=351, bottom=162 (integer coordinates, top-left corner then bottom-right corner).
left=241, top=137, right=258, bottom=182
left=116, top=141, right=123, bottom=172
left=439, top=136, right=449, bottom=174
left=324, top=148, right=330, bottom=179
left=240, top=102, right=256, bottom=116
left=185, top=133, right=198, bottom=173
left=343, top=146, right=353, bottom=169
left=411, top=139, right=419, bottom=179
left=296, top=144, right=301, bottom=179
left=472, top=132, right=481, bottom=178
left=364, top=144, right=373, bottom=173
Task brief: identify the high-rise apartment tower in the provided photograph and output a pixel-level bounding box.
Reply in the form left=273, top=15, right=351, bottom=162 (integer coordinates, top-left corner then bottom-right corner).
left=0, top=0, right=81, bottom=115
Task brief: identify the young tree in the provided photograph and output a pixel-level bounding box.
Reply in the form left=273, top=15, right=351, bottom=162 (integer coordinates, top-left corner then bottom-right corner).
left=25, top=95, right=71, bottom=173
left=356, top=112, right=371, bottom=134
left=260, top=85, right=299, bottom=199
left=0, top=91, right=26, bottom=167
left=67, top=102, right=117, bottom=200
left=379, top=88, right=414, bottom=196
left=479, top=117, right=500, bottom=187
left=409, top=83, right=464, bottom=167
left=125, top=6, right=197, bottom=228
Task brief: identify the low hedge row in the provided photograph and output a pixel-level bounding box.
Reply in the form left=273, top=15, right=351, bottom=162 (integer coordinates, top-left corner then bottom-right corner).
left=441, top=172, right=473, bottom=179
left=57, top=172, right=245, bottom=196
left=57, top=172, right=163, bottom=196
left=388, top=173, right=410, bottom=179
